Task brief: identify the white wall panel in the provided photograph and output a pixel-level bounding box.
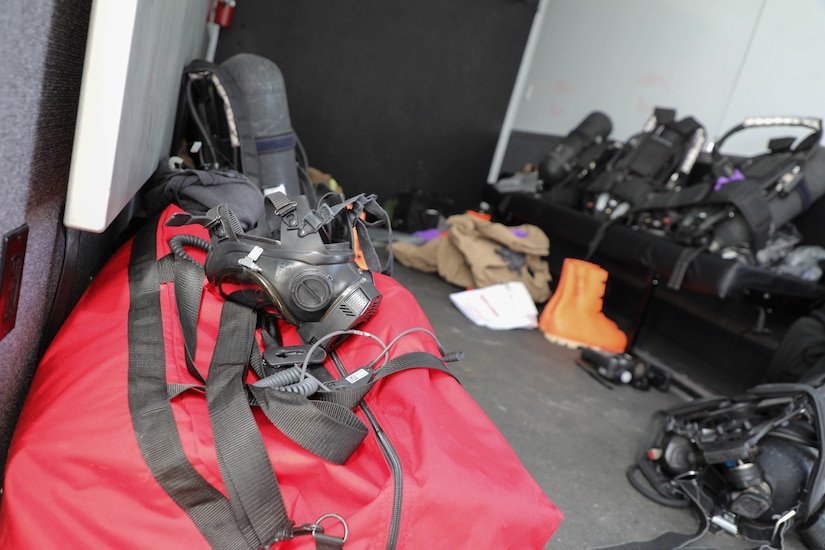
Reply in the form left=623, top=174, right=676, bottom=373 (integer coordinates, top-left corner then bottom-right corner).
left=491, top=0, right=825, bottom=180
left=65, top=0, right=210, bottom=232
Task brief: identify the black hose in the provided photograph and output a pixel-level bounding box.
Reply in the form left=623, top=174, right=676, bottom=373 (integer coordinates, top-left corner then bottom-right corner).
left=185, top=79, right=218, bottom=168
left=626, top=464, right=692, bottom=508
left=297, top=163, right=318, bottom=206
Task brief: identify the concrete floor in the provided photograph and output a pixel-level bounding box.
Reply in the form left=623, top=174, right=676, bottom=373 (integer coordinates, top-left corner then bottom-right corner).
left=391, top=263, right=808, bottom=550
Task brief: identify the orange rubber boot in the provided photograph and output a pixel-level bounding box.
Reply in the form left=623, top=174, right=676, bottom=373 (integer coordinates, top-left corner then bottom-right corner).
left=538, top=258, right=628, bottom=353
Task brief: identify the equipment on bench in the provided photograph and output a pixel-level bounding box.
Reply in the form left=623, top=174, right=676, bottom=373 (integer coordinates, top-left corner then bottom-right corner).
left=538, top=110, right=618, bottom=207
left=632, top=116, right=825, bottom=289
left=583, top=107, right=706, bottom=220
left=643, top=117, right=824, bottom=252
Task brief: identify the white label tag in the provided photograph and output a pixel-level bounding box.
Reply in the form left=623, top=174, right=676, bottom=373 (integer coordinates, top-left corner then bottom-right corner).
left=345, top=368, right=370, bottom=384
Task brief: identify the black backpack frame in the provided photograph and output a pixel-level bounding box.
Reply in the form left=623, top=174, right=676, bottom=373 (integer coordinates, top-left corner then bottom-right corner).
left=171, top=59, right=262, bottom=184
left=636, top=116, right=824, bottom=255
left=583, top=107, right=707, bottom=220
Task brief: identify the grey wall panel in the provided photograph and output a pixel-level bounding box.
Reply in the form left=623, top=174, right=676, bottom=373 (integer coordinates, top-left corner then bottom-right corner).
left=0, top=0, right=92, bottom=476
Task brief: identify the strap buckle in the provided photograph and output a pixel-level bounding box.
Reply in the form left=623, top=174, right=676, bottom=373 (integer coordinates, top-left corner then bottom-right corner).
left=280, top=513, right=349, bottom=546
left=288, top=522, right=323, bottom=538
left=297, top=194, right=367, bottom=237
left=266, top=192, right=299, bottom=228
left=298, top=203, right=339, bottom=237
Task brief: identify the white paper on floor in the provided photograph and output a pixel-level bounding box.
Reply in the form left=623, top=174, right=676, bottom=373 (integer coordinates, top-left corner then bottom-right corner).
left=449, top=281, right=539, bottom=330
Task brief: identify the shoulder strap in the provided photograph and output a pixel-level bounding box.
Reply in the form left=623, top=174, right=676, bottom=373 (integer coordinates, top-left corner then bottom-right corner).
left=319, top=350, right=457, bottom=410
left=128, top=217, right=254, bottom=549
left=131, top=219, right=348, bottom=548
left=204, top=300, right=293, bottom=546
left=248, top=350, right=458, bottom=464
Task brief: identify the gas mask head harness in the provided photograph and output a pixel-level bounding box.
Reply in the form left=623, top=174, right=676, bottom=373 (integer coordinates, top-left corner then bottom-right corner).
left=168, top=191, right=384, bottom=349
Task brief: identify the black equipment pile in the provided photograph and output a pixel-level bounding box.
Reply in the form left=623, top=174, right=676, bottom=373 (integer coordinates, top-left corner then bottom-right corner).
left=577, top=347, right=671, bottom=392
left=620, top=384, right=825, bottom=550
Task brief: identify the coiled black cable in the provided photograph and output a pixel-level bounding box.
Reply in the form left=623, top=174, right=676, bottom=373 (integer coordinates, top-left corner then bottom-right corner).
left=168, top=234, right=212, bottom=264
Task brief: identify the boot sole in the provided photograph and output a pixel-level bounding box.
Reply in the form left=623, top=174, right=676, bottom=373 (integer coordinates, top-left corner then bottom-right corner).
left=542, top=332, right=586, bottom=350
left=542, top=331, right=626, bottom=353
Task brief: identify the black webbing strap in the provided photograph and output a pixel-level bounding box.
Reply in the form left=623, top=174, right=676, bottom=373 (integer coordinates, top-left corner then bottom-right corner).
left=247, top=385, right=368, bottom=466
left=205, top=300, right=292, bottom=547
left=170, top=254, right=208, bottom=383
left=314, top=533, right=347, bottom=550
left=128, top=219, right=252, bottom=550
left=130, top=220, right=351, bottom=549
left=371, top=349, right=456, bottom=385
left=351, top=194, right=393, bottom=276
left=248, top=334, right=270, bottom=379
left=666, top=244, right=708, bottom=291
left=585, top=216, right=625, bottom=261
left=247, top=351, right=457, bottom=465
left=168, top=375, right=371, bottom=466
left=318, top=351, right=456, bottom=411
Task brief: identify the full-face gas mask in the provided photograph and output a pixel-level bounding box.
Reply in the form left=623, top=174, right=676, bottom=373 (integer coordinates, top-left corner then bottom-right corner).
left=168, top=192, right=383, bottom=348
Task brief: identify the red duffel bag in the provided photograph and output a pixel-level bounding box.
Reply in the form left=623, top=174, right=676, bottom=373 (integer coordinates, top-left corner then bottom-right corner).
left=0, top=203, right=562, bottom=549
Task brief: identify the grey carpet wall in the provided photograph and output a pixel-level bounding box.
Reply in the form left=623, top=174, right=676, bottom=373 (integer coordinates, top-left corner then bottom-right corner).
left=0, top=0, right=92, bottom=477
